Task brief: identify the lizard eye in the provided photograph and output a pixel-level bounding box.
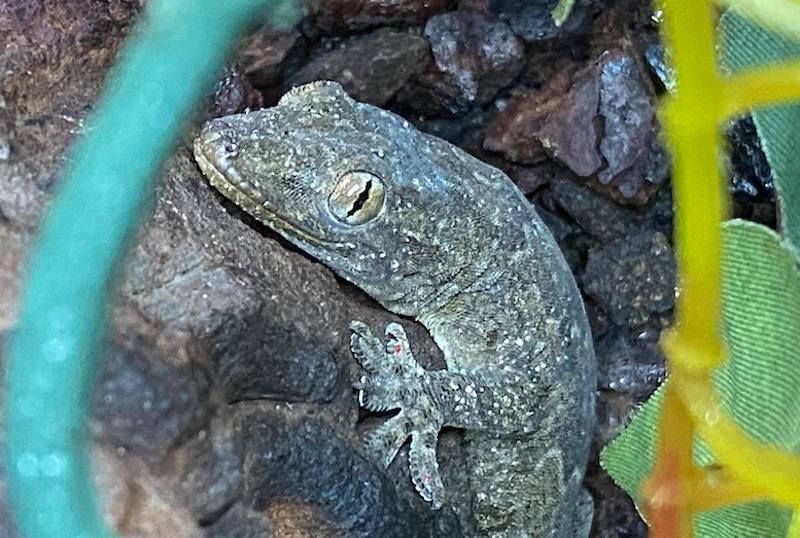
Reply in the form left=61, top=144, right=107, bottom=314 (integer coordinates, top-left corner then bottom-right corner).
left=328, top=171, right=386, bottom=225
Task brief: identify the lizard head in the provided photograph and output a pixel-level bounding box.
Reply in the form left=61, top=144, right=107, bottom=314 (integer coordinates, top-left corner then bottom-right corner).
left=194, top=81, right=524, bottom=314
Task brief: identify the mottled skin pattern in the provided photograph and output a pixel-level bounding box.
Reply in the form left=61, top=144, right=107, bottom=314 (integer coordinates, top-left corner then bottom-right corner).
left=193, top=81, right=596, bottom=537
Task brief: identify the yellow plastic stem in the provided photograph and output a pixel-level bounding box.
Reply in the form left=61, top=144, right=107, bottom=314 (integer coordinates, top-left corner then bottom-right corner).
left=646, top=0, right=800, bottom=534
left=644, top=381, right=695, bottom=538
left=686, top=468, right=768, bottom=512
left=659, top=0, right=727, bottom=372
left=673, top=371, right=800, bottom=506
left=722, top=63, right=800, bottom=118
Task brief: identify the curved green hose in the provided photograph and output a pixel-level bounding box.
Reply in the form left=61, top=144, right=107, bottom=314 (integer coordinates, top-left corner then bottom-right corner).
left=4, top=1, right=298, bottom=536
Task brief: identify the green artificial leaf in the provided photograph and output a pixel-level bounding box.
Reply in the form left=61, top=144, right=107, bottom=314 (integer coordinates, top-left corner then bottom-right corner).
left=719, top=11, right=800, bottom=249
left=602, top=220, right=800, bottom=536
left=552, top=0, right=577, bottom=27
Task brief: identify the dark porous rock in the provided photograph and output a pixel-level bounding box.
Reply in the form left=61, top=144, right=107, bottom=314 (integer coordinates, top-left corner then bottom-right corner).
left=410, top=107, right=488, bottom=154
left=726, top=116, right=776, bottom=227
left=547, top=178, right=642, bottom=242
left=205, top=503, right=275, bottom=538
left=91, top=331, right=212, bottom=466
left=487, top=0, right=595, bottom=42
left=424, top=11, right=524, bottom=106
left=240, top=409, right=459, bottom=537
left=173, top=411, right=243, bottom=524
left=595, top=326, right=665, bottom=399
left=643, top=43, right=675, bottom=92
left=596, top=50, right=668, bottom=204
left=95, top=445, right=204, bottom=538
left=535, top=204, right=584, bottom=271
left=209, top=312, right=340, bottom=404
left=289, top=28, right=430, bottom=106
left=582, top=230, right=675, bottom=328
left=207, top=64, right=264, bottom=119
left=503, top=162, right=560, bottom=195
left=727, top=116, right=774, bottom=201
left=483, top=72, right=572, bottom=164
left=537, top=72, right=602, bottom=176
left=312, top=0, right=454, bottom=34
left=484, top=68, right=602, bottom=175
left=238, top=25, right=307, bottom=98
left=585, top=459, right=648, bottom=538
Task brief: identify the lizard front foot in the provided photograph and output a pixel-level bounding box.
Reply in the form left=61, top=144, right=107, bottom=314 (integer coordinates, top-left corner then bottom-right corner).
left=350, top=320, right=446, bottom=508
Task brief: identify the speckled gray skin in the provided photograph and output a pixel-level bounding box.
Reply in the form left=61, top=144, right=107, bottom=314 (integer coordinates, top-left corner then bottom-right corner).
left=193, top=81, right=596, bottom=537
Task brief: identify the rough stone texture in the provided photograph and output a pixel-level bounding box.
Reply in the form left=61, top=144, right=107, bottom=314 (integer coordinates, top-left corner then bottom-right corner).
left=583, top=231, right=676, bottom=328
left=485, top=48, right=668, bottom=206
left=727, top=116, right=776, bottom=227
left=483, top=71, right=574, bottom=164
left=486, top=0, right=598, bottom=42
left=238, top=24, right=307, bottom=100
left=537, top=73, right=603, bottom=176
left=171, top=411, right=242, bottom=524
left=289, top=28, right=429, bottom=106
left=311, top=0, right=454, bottom=34
left=595, top=326, right=665, bottom=399
left=91, top=329, right=212, bottom=466
left=204, top=503, right=275, bottom=538
left=596, top=51, right=668, bottom=203
left=208, top=311, right=340, bottom=404
left=206, top=64, right=264, bottom=119
left=585, top=456, right=649, bottom=538
left=95, top=445, right=204, bottom=538
left=547, top=178, right=643, bottom=242
left=239, top=408, right=460, bottom=537
left=425, top=12, right=524, bottom=104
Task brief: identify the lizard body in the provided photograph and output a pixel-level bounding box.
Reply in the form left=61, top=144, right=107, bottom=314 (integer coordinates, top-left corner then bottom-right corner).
left=194, top=81, right=596, bottom=537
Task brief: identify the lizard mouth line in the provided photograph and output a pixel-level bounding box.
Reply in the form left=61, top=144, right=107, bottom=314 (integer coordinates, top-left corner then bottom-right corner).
left=193, top=141, right=342, bottom=249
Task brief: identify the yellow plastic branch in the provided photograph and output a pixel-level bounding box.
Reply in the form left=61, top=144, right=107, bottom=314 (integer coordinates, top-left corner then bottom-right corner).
left=647, top=0, right=800, bottom=536
left=673, top=371, right=800, bottom=506
left=722, top=63, right=800, bottom=118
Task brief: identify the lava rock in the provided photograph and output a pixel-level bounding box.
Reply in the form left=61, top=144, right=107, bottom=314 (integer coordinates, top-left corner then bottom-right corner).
left=209, top=312, right=340, bottom=404
left=239, top=410, right=459, bottom=537
left=595, top=326, right=665, bottom=398
left=596, top=51, right=668, bottom=203
left=537, top=73, right=602, bottom=176
left=483, top=71, right=574, bottom=163
left=96, top=446, right=204, bottom=538
left=397, top=11, right=523, bottom=115
left=727, top=115, right=775, bottom=202
left=425, top=11, right=524, bottom=105
left=91, top=334, right=212, bottom=466
left=207, top=64, right=264, bottom=119
left=289, top=28, right=430, bottom=106
left=312, top=0, right=453, bottom=34
left=173, top=412, right=243, bottom=524
left=205, top=503, right=275, bottom=538
left=547, top=178, right=642, bottom=242
left=585, top=459, right=648, bottom=538
left=238, top=24, right=308, bottom=101
left=582, top=230, right=675, bottom=328
left=643, top=43, right=675, bottom=92
left=487, top=0, right=594, bottom=42
left=504, top=162, right=560, bottom=195
left=484, top=66, right=610, bottom=177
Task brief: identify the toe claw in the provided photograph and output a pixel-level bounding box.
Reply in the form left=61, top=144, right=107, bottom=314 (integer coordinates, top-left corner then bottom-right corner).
left=409, top=428, right=445, bottom=509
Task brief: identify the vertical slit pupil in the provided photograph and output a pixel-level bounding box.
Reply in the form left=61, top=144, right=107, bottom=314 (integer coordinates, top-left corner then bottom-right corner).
left=347, top=179, right=372, bottom=217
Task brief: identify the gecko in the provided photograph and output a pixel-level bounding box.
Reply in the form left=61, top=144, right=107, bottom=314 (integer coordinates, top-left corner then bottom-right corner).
left=193, top=81, right=596, bottom=537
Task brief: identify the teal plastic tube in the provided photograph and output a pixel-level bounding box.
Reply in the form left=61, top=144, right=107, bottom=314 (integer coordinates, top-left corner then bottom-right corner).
left=4, top=1, right=298, bottom=536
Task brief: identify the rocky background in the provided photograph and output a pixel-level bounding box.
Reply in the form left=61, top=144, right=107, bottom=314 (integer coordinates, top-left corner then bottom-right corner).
left=0, top=0, right=776, bottom=536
